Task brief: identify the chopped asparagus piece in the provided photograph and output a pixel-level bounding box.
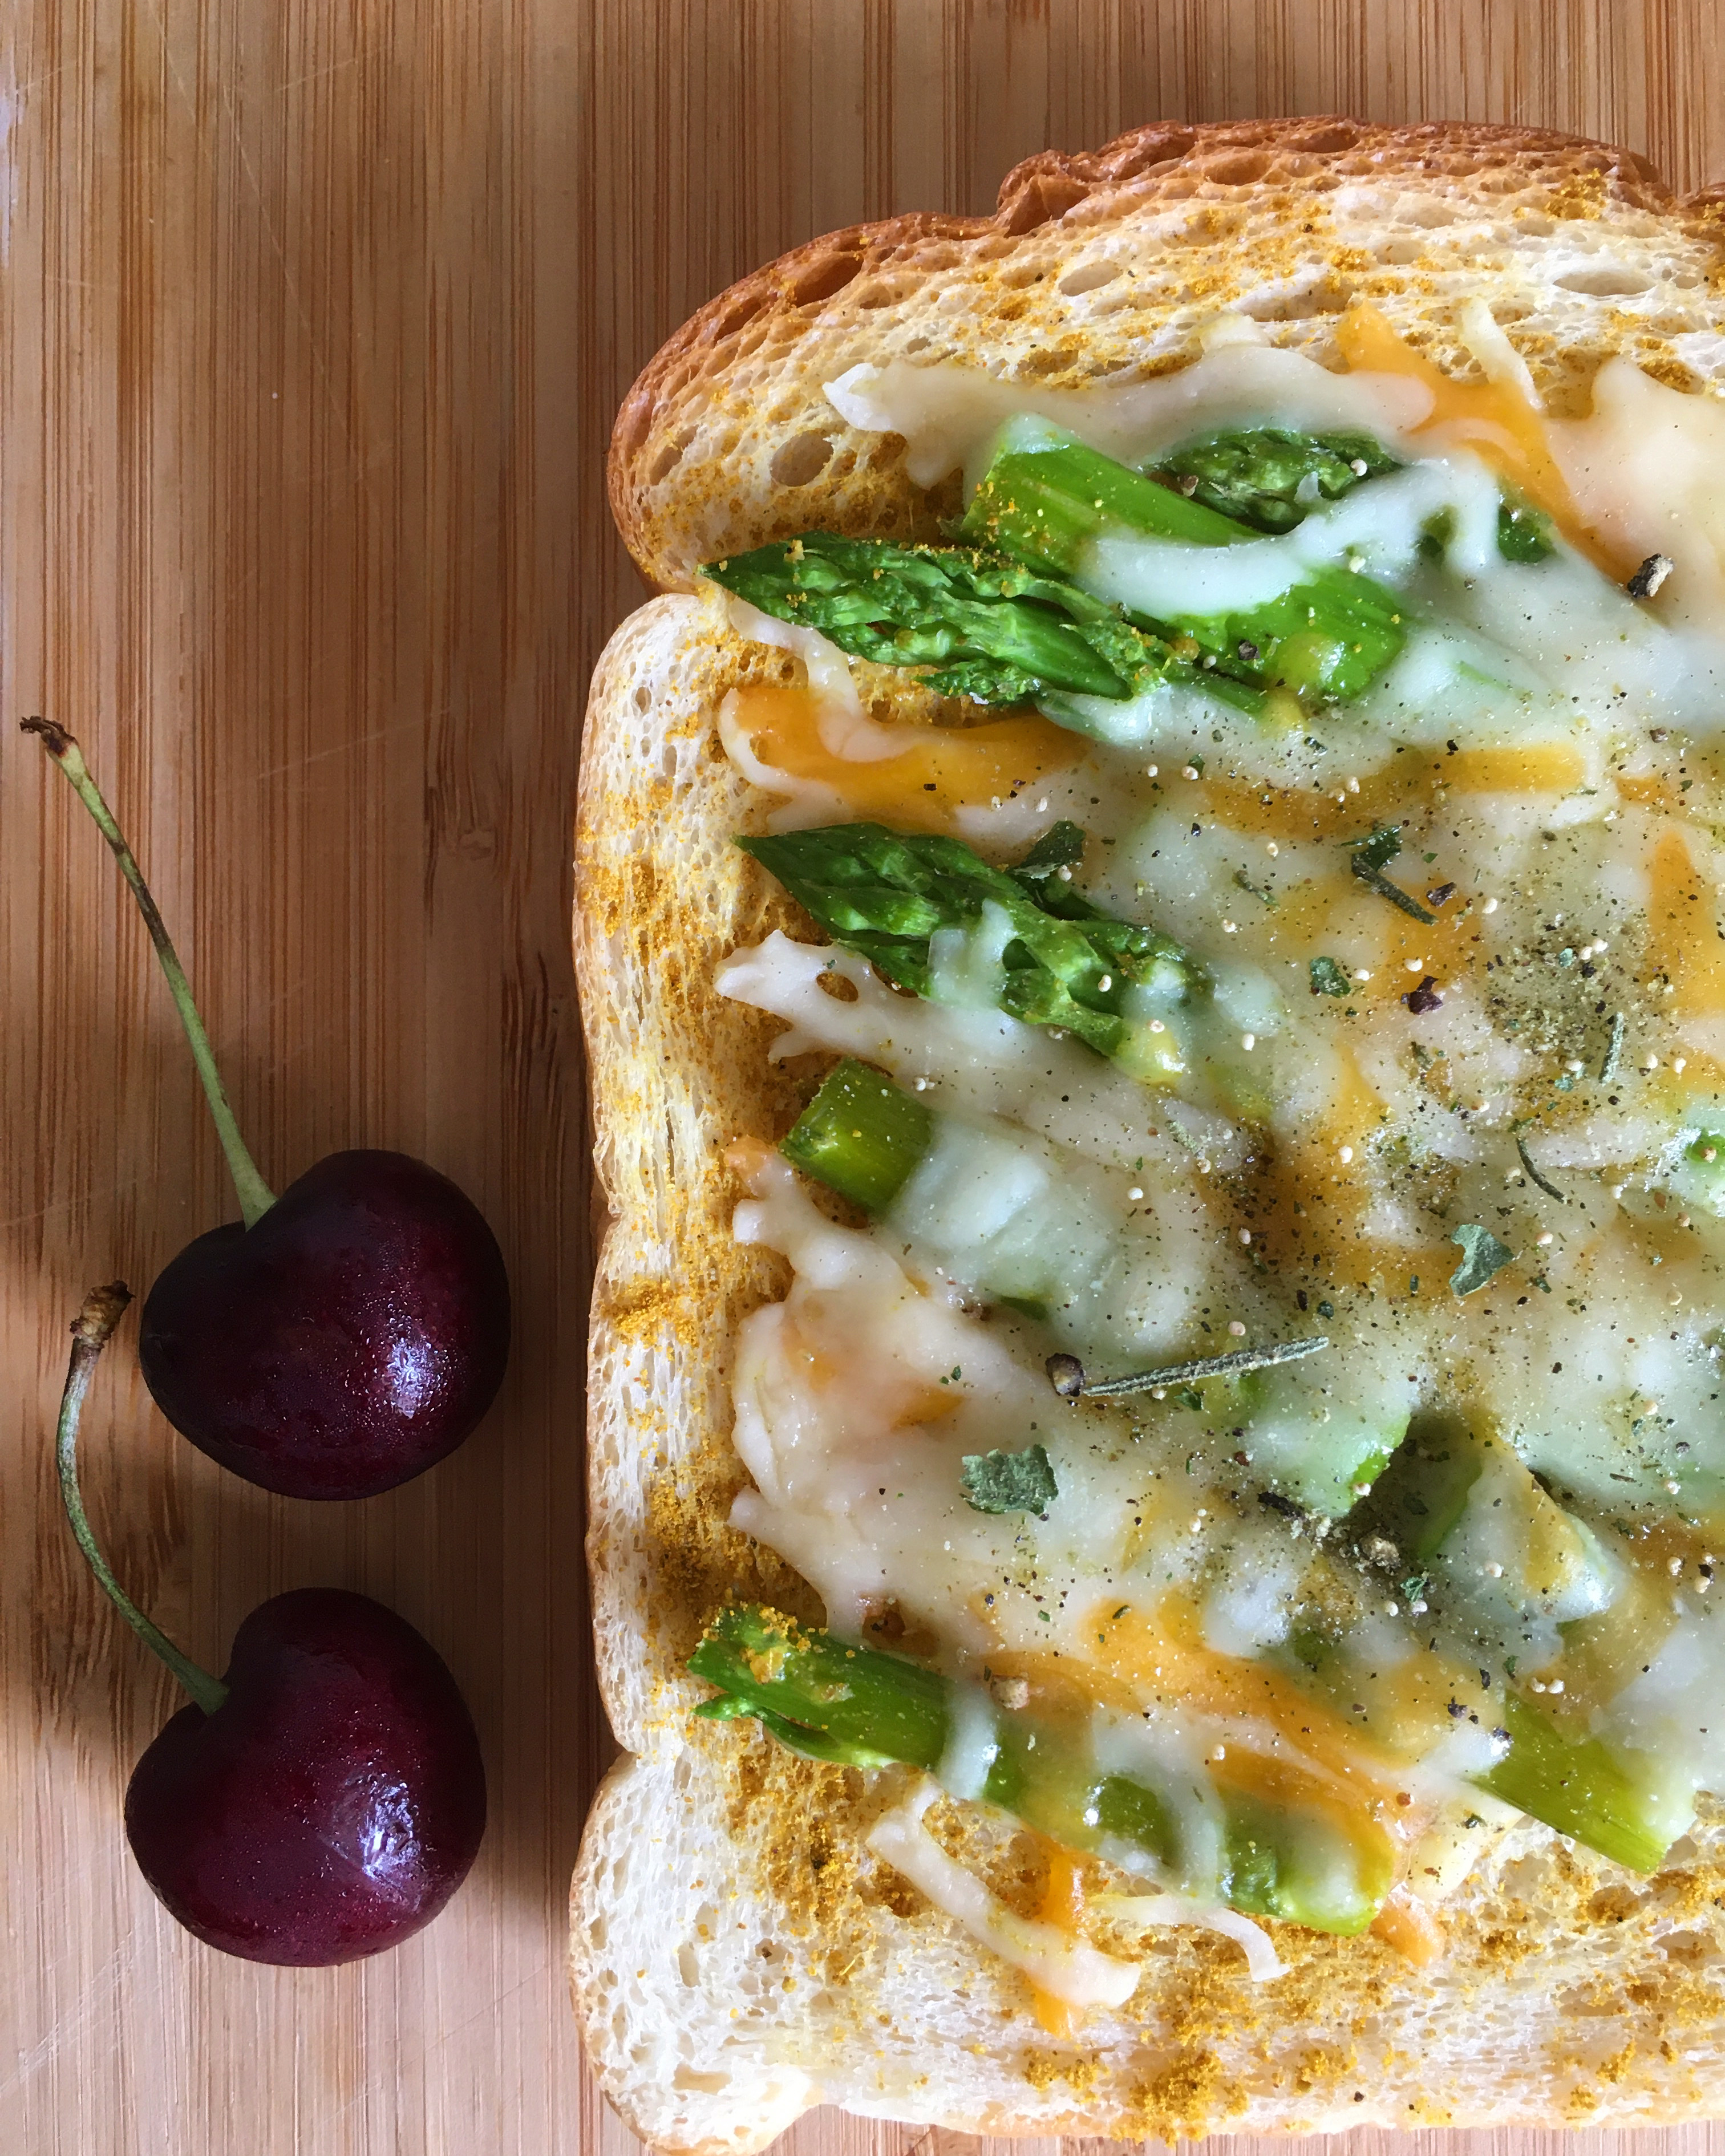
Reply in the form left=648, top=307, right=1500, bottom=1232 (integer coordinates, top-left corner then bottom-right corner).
left=957, top=428, right=1408, bottom=702
left=1357, top=1415, right=1486, bottom=1564
left=1476, top=1691, right=1675, bottom=1874
left=1419, top=499, right=1557, bottom=568
left=690, top=1607, right=949, bottom=1768
left=1363, top=1426, right=1675, bottom=1868
left=706, top=435, right=1546, bottom=727
left=738, top=820, right=1201, bottom=1070
left=1663, top=1129, right=1725, bottom=1219
left=1496, top=495, right=1554, bottom=563
left=1208, top=1784, right=1391, bottom=1934
left=779, top=1057, right=934, bottom=1213
left=690, top=1606, right=1390, bottom=1933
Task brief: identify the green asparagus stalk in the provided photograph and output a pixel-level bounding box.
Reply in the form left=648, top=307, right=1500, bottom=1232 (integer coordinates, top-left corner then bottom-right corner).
left=702, top=532, right=1235, bottom=708
left=690, top=1605, right=1390, bottom=1934
left=1493, top=494, right=1554, bottom=562
left=739, top=820, right=1200, bottom=1074
left=957, top=424, right=1408, bottom=702
left=1475, top=1691, right=1675, bottom=1874
left=706, top=433, right=1545, bottom=727
left=1662, top=1125, right=1725, bottom=1221
left=691, top=1606, right=951, bottom=1765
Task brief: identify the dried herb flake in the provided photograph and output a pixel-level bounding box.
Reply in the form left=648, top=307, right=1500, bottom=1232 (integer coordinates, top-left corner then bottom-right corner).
left=961, top=1443, right=1058, bottom=1516
left=1349, top=824, right=1404, bottom=872
left=1450, top=1223, right=1514, bottom=1298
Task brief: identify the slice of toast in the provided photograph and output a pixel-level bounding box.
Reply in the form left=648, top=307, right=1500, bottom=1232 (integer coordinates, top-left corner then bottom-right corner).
left=573, top=121, right=1725, bottom=2154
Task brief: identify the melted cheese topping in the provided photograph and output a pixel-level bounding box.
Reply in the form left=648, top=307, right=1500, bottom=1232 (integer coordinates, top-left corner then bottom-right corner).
left=720, top=678, right=1079, bottom=840
left=712, top=327, right=1725, bottom=1971
left=1332, top=303, right=1615, bottom=572
left=823, top=324, right=1432, bottom=489
left=719, top=591, right=1079, bottom=839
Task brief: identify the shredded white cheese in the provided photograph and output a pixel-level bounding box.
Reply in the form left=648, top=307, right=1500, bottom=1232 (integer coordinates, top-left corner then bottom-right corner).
left=1091, top=1890, right=1285, bottom=1984
left=935, top=1685, right=1001, bottom=1802
left=866, top=1778, right=1140, bottom=2009
left=823, top=342, right=1434, bottom=488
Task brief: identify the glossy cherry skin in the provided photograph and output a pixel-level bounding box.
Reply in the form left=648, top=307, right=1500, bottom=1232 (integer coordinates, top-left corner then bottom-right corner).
left=137, top=1149, right=510, bottom=1500
left=123, top=1588, right=486, bottom=1965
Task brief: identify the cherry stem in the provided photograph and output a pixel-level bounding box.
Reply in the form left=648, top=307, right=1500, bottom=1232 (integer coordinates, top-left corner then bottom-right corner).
left=23, top=718, right=276, bottom=1231
left=55, top=1284, right=229, bottom=1717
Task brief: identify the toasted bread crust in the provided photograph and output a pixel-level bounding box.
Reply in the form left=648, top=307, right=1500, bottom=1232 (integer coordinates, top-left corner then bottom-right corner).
left=610, top=117, right=1725, bottom=597
left=575, top=120, right=1725, bottom=2154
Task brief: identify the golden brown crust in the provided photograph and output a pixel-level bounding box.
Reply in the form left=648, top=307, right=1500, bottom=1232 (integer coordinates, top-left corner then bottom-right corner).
left=574, top=122, right=1725, bottom=2153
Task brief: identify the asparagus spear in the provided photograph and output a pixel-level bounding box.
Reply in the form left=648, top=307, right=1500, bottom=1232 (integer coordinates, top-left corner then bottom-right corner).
left=1153, top=427, right=1552, bottom=562
left=958, top=425, right=1408, bottom=702
left=702, top=532, right=1221, bottom=707
left=1495, top=494, right=1554, bottom=562
left=706, top=434, right=1545, bottom=726
left=691, top=1606, right=951, bottom=1766
left=690, top=1605, right=1390, bottom=1933
left=1354, top=1416, right=1485, bottom=1564
left=739, top=820, right=1200, bottom=1073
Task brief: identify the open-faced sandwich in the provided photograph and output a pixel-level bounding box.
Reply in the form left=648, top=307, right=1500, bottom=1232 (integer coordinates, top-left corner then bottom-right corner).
left=571, top=118, right=1725, bottom=2151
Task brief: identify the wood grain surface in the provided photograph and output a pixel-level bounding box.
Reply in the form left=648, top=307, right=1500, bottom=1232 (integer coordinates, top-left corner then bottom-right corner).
left=6, top=3, right=1725, bottom=2153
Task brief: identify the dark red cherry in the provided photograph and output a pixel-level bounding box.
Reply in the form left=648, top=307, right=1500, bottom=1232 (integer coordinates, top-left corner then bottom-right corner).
left=125, top=1587, right=487, bottom=1965
left=25, top=719, right=509, bottom=1500
left=139, top=1149, right=510, bottom=1500
left=53, top=1287, right=487, bottom=1966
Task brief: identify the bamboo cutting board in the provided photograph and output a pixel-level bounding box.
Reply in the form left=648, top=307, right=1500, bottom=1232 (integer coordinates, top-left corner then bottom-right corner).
left=6, top=4, right=1725, bottom=2153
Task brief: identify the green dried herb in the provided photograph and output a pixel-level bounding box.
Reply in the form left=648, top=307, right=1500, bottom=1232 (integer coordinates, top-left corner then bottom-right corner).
left=1349, top=824, right=1404, bottom=873
left=1449, top=1223, right=1515, bottom=1297
left=961, top=1442, right=1059, bottom=1517
left=1234, top=868, right=1276, bottom=909
left=1053, top=1335, right=1330, bottom=1400
left=1516, top=1137, right=1566, bottom=1203
left=1345, top=824, right=1438, bottom=923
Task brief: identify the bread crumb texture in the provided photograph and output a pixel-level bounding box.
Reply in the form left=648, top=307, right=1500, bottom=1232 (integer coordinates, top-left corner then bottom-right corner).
left=573, top=118, right=1725, bottom=2155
